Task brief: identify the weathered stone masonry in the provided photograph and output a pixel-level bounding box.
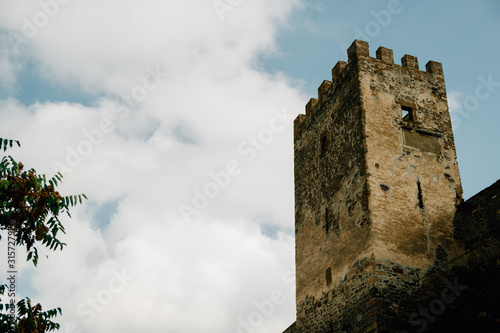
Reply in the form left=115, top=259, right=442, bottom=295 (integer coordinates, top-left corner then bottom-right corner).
left=285, top=40, right=500, bottom=332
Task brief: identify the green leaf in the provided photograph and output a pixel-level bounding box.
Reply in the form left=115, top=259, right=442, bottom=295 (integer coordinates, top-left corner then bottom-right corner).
left=0, top=179, right=9, bottom=189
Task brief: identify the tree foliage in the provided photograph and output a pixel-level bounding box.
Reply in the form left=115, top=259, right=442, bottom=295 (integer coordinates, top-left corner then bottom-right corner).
left=0, top=138, right=86, bottom=332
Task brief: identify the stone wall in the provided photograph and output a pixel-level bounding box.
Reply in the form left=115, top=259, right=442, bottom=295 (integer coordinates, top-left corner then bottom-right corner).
left=286, top=257, right=463, bottom=333
left=284, top=179, right=500, bottom=332
left=454, top=179, right=500, bottom=267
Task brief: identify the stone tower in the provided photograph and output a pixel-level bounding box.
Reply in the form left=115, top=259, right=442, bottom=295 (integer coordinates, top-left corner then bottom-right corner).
left=287, top=40, right=465, bottom=332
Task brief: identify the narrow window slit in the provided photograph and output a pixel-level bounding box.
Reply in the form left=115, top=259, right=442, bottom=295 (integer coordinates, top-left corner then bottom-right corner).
left=326, top=267, right=332, bottom=286
left=320, top=133, right=328, bottom=156
left=325, top=208, right=330, bottom=233
left=417, top=180, right=424, bottom=209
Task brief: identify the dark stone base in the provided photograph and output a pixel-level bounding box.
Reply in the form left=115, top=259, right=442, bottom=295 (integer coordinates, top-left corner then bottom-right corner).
left=284, top=180, right=500, bottom=333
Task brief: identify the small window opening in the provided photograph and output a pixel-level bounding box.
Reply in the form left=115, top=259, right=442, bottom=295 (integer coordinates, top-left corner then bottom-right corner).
left=417, top=180, right=424, bottom=209
left=443, top=173, right=455, bottom=183
left=320, top=133, right=328, bottom=156
left=401, top=105, right=413, bottom=121
left=380, top=184, right=390, bottom=192
left=325, top=208, right=331, bottom=233
left=326, top=267, right=332, bottom=286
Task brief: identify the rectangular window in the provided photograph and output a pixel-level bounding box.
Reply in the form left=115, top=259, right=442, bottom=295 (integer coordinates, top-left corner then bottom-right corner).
left=401, top=105, right=413, bottom=121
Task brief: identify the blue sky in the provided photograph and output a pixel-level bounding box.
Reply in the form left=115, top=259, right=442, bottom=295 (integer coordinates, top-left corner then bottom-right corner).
left=0, top=1, right=499, bottom=332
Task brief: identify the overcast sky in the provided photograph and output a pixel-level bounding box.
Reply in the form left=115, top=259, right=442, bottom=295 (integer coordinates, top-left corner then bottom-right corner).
left=0, top=1, right=499, bottom=332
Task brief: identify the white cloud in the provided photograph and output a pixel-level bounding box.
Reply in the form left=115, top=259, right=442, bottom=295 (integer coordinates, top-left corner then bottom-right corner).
left=0, top=57, right=16, bottom=91
left=0, top=31, right=26, bottom=93
left=24, top=213, right=295, bottom=333
left=1, top=0, right=298, bottom=95
left=447, top=90, right=467, bottom=131
left=0, top=1, right=303, bottom=332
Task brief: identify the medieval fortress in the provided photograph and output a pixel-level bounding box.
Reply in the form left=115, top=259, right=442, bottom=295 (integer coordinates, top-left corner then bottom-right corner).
left=283, top=40, right=500, bottom=332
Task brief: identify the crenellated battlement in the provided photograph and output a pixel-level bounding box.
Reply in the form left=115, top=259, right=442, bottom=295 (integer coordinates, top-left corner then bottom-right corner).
left=346, top=39, right=444, bottom=73
left=295, top=39, right=445, bottom=139
left=286, top=39, right=497, bottom=333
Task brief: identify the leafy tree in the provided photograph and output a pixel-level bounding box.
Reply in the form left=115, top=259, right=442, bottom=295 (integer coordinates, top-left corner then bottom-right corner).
left=0, top=138, right=86, bottom=332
